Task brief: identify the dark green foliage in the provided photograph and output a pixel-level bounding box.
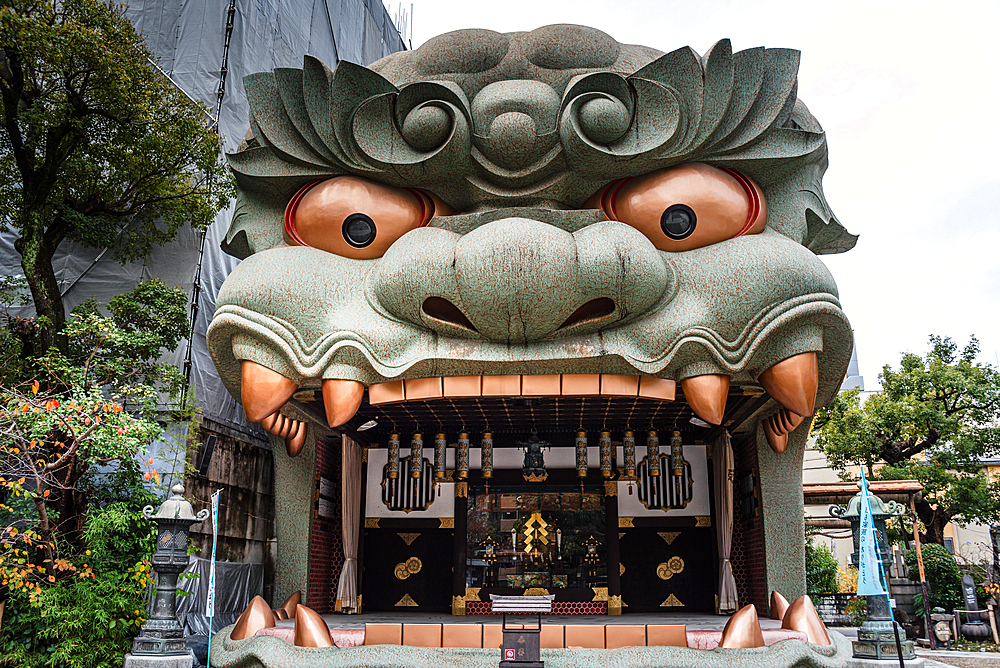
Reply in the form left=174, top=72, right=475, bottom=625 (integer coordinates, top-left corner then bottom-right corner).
left=814, top=336, right=1000, bottom=544
left=0, top=502, right=156, bottom=668
left=906, top=543, right=963, bottom=615
left=806, top=541, right=840, bottom=594
left=0, top=0, right=233, bottom=352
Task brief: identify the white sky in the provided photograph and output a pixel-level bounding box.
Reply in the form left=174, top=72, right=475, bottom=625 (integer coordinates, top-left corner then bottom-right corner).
left=395, top=0, right=1000, bottom=388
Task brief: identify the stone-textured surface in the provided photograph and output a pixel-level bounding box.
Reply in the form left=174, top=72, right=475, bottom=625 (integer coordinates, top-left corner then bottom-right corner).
left=209, top=624, right=853, bottom=668
left=270, top=427, right=316, bottom=607
left=207, top=24, right=859, bottom=667
left=123, top=654, right=193, bottom=668
left=757, top=419, right=811, bottom=603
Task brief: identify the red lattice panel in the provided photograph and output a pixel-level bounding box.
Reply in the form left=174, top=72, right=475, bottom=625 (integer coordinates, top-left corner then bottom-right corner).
left=467, top=601, right=607, bottom=615
left=729, top=431, right=767, bottom=612
left=307, top=436, right=345, bottom=613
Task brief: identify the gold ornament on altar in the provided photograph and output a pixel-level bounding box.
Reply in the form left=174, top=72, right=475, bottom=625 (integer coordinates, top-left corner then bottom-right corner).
left=522, top=512, right=549, bottom=553
left=656, top=556, right=685, bottom=580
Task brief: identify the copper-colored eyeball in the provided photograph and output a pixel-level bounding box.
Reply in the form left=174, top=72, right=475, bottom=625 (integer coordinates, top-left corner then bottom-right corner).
left=284, top=176, right=452, bottom=259
left=586, top=163, right=767, bottom=252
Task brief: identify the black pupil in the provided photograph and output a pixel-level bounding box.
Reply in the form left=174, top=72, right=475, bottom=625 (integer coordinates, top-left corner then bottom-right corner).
left=660, top=204, right=697, bottom=240
left=343, top=213, right=376, bottom=248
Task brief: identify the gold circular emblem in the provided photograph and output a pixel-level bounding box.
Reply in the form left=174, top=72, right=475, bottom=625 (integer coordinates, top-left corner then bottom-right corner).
left=656, top=556, right=685, bottom=580
left=393, top=564, right=410, bottom=580
left=405, top=556, right=422, bottom=574
left=667, top=556, right=684, bottom=573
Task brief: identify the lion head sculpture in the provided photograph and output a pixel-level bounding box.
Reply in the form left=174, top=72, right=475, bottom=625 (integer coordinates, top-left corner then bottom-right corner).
left=208, top=24, right=854, bottom=458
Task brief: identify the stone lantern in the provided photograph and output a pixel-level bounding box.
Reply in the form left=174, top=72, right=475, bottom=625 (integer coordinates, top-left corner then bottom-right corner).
left=125, top=484, right=209, bottom=667
left=830, top=487, right=915, bottom=660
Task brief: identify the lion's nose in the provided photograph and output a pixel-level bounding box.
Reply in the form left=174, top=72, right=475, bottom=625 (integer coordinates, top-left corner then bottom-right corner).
left=371, top=219, right=671, bottom=344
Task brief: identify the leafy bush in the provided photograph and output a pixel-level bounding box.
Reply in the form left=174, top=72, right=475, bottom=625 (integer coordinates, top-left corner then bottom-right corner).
left=844, top=596, right=867, bottom=626
left=906, top=542, right=963, bottom=615
left=806, top=541, right=840, bottom=594
left=0, top=501, right=155, bottom=668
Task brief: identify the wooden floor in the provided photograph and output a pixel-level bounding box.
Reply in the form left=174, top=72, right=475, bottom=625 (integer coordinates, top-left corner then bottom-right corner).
left=273, top=611, right=790, bottom=631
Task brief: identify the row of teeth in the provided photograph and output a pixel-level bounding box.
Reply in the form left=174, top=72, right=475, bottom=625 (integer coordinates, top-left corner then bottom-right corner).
left=228, top=589, right=830, bottom=648
left=240, top=352, right=818, bottom=457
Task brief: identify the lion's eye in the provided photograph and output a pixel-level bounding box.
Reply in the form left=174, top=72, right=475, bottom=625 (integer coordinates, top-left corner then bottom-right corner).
left=586, top=163, right=767, bottom=252
left=284, top=176, right=452, bottom=259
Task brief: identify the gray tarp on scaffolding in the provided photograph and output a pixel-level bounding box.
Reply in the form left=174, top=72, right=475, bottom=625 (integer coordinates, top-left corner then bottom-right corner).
left=0, top=1, right=405, bottom=439
left=176, top=556, right=265, bottom=637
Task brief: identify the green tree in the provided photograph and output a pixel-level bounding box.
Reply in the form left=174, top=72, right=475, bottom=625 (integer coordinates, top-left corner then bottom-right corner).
left=905, top=543, right=963, bottom=614
left=0, top=280, right=190, bottom=666
left=0, top=0, right=232, bottom=354
left=805, top=540, right=839, bottom=594
left=814, top=336, right=1000, bottom=545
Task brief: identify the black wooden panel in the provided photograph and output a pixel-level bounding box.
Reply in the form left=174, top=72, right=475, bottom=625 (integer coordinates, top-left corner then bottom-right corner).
left=362, top=528, right=454, bottom=611
left=619, top=527, right=714, bottom=612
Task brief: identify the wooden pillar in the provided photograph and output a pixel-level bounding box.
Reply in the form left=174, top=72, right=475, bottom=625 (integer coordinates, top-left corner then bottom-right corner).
left=452, top=481, right=468, bottom=614
left=604, top=480, right=622, bottom=615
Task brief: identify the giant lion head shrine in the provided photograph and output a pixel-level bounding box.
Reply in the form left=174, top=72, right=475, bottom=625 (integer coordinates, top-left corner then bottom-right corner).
left=205, top=23, right=858, bottom=668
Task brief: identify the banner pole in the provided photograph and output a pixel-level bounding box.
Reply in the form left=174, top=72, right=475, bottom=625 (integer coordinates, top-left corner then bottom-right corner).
left=860, top=472, right=905, bottom=668
left=206, top=491, right=220, bottom=667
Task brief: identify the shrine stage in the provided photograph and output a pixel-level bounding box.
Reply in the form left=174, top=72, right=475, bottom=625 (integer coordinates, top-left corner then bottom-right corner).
left=272, top=611, right=783, bottom=631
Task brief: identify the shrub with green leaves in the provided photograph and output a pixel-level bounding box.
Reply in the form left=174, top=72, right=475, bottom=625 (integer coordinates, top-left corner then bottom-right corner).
left=1, top=500, right=156, bottom=668
left=906, top=542, right=963, bottom=615
left=806, top=541, right=840, bottom=594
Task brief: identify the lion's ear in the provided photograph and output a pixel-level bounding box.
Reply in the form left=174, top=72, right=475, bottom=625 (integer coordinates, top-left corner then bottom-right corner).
left=805, top=209, right=858, bottom=255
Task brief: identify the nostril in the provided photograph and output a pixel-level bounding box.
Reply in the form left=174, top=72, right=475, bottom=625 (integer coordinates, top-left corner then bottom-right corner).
left=558, top=298, right=616, bottom=330
left=422, top=297, right=478, bottom=332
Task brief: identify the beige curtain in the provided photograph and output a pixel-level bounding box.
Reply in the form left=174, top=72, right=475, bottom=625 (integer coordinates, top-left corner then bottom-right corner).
left=713, top=431, right=738, bottom=612
left=336, top=435, right=363, bottom=613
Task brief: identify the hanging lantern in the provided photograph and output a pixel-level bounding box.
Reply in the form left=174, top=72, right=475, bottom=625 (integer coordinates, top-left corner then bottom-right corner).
left=599, top=431, right=612, bottom=479
left=647, top=430, right=660, bottom=477
left=457, top=432, right=470, bottom=479
left=575, top=430, right=588, bottom=478
left=434, top=433, right=447, bottom=479
left=410, top=433, right=423, bottom=478
left=481, top=432, right=493, bottom=479
left=387, top=433, right=400, bottom=479
left=623, top=430, right=636, bottom=479
left=670, top=430, right=685, bottom=477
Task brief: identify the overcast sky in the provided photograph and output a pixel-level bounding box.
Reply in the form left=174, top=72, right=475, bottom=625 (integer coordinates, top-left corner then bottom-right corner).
left=393, top=0, right=1000, bottom=388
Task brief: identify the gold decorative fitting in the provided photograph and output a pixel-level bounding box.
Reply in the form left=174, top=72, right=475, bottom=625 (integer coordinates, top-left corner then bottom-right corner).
left=741, top=385, right=765, bottom=397
left=695, top=516, right=711, bottom=527
left=361, top=448, right=369, bottom=463
left=393, top=556, right=422, bottom=580
left=463, top=587, right=482, bottom=603
left=451, top=595, right=466, bottom=615
left=591, top=587, right=610, bottom=602
left=524, top=588, right=550, bottom=596
left=395, top=593, right=418, bottom=607
left=660, top=593, right=684, bottom=607
left=397, top=532, right=420, bottom=546
left=656, top=556, right=685, bottom=580
left=603, top=480, right=618, bottom=496
left=523, top=472, right=549, bottom=482
left=364, top=518, right=379, bottom=529
left=454, top=482, right=468, bottom=498
left=619, top=563, right=625, bottom=576
left=439, top=518, right=455, bottom=529
left=608, top=595, right=624, bottom=615
left=618, top=517, right=635, bottom=528
left=658, top=531, right=680, bottom=545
